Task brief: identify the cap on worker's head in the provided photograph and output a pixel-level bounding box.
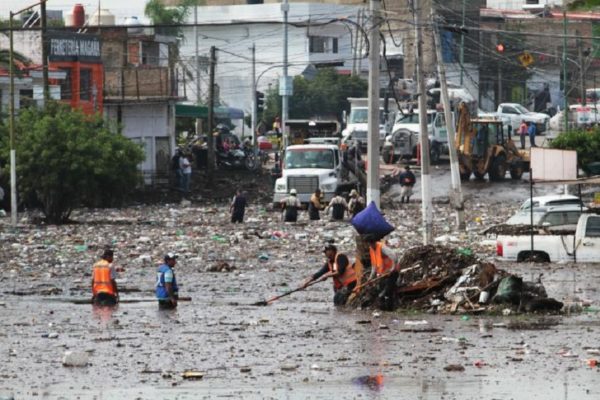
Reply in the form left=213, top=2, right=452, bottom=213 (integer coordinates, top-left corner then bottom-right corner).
left=290, top=188, right=297, bottom=195
left=102, top=249, right=114, bottom=259
left=164, top=252, right=179, bottom=261
left=323, top=244, right=337, bottom=253
left=350, top=189, right=358, bottom=197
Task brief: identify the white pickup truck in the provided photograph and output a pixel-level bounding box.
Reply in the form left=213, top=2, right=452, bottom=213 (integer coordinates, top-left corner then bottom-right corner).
left=496, top=214, right=600, bottom=263
left=494, top=103, right=550, bottom=134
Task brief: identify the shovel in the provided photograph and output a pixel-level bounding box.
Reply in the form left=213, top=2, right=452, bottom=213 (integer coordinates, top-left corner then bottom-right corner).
left=252, top=278, right=325, bottom=306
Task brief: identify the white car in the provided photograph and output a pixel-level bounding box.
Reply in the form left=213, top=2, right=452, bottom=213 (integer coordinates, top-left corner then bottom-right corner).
left=506, top=204, right=585, bottom=230
left=518, top=195, right=583, bottom=211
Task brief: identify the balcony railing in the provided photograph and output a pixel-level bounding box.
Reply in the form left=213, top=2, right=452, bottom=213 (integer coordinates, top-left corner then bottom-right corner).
left=104, top=66, right=177, bottom=99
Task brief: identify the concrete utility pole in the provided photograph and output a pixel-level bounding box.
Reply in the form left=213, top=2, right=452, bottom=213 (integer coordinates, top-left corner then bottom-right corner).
left=251, top=43, right=257, bottom=148
left=207, top=46, right=216, bottom=177
left=9, top=12, right=17, bottom=226
left=41, top=0, right=49, bottom=102
left=459, top=0, right=465, bottom=86
left=414, top=0, right=433, bottom=244
left=563, top=10, right=569, bottom=131
left=281, top=0, right=290, bottom=150
left=432, top=13, right=465, bottom=231
left=194, top=5, right=202, bottom=140
left=367, top=0, right=381, bottom=207
left=577, top=33, right=585, bottom=106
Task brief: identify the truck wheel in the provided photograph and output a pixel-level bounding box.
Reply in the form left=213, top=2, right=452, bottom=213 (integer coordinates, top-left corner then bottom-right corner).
left=510, top=164, right=524, bottom=180
left=459, top=166, right=471, bottom=181
left=489, top=155, right=507, bottom=181
left=430, top=144, right=441, bottom=165
left=245, top=154, right=257, bottom=171
left=473, top=170, right=486, bottom=180
left=518, top=251, right=550, bottom=263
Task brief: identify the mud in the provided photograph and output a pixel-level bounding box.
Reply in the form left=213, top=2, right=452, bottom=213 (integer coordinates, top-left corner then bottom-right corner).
left=1, top=165, right=599, bottom=399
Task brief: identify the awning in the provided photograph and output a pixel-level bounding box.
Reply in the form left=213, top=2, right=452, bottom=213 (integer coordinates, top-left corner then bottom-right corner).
left=175, top=104, right=244, bottom=119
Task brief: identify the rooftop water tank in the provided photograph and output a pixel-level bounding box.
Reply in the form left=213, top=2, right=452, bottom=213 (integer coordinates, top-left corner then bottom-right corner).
left=72, top=4, right=85, bottom=28
left=124, top=16, right=143, bottom=35
left=89, top=9, right=115, bottom=26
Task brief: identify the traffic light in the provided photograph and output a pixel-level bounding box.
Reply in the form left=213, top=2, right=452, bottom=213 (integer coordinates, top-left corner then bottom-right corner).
left=256, top=91, right=265, bottom=113
left=495, top=43, right=505, bottom=53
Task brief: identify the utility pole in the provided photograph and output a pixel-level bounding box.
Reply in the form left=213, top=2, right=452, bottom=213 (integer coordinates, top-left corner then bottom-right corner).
left=357, top=9, right=365, bottom=75
left=281, top=0, right=290, bottom=150
left=251, top=43, right=257, bottom=149
left=563, top=10, right=569, bottom=132
left=414, top=0, right=433, bottom=244
left=9, top=12, right=17, bottom=226
left=41, top=0, right=49, bottom=102
left=194, top=6, right=204, bottom=143
left=577, top=33, right=585, bottom=106
left=432, top=13, right=465, bottom=231
left=351, top=9, right=360, bottom=76
left=459, top=0, right=465, bottom=86
left=367, top=0, right=381, bottom=207
left=207, top=46, right=216, bottom=177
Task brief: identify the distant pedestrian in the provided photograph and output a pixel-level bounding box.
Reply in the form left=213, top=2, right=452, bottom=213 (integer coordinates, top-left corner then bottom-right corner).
left=179, top=152, right=192, bottom=193
left=393, top=165, right=416, bottom=203
left=172, top=148, right=182, bottom=190
left=308, top=188, right=324, bottom=220
left=518, top=120, right=528, bottom=150
left=281, top=188, right=302, bottom=222
left=156, top=252, right=179, bottom=309
left=325, top=189, right=348, bottom=221
left=528, top=121, right=537, bottom=148
left=230, top=189, right=247, bottom=223
left=91, top=249, right=119, bottom=306
left=348, top=189, right=366, bottom=218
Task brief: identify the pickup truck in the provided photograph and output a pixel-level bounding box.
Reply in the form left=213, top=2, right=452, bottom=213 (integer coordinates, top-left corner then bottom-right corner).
left=496, top=214, right=600, bottom=262
left=494, top=103, right=550, bottom=134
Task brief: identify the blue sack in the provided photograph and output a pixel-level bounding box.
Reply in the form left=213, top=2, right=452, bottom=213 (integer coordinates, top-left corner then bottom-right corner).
left=350, top=201, right=394, bottom=238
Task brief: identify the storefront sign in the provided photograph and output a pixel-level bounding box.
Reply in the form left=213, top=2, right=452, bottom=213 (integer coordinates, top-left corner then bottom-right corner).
left=49, top=33, right=101, bottom=62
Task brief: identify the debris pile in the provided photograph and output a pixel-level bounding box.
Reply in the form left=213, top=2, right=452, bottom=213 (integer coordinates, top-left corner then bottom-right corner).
left=347, top=244, right=563, bottom=314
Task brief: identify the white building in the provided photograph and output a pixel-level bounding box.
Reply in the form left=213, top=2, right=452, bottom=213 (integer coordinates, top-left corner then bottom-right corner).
left=179, top=2, right=365, bottom=121
left=486, top=0, right=564, bottom=10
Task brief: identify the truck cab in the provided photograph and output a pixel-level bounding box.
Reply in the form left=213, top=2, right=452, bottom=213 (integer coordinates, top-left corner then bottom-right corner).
left=272, top=144, right=344, bottom=205
left=341, top=98, right=396, bottom=153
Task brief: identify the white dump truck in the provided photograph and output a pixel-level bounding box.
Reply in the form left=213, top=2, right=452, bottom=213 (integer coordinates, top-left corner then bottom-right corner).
left=341, top=98, right=397, bottom=153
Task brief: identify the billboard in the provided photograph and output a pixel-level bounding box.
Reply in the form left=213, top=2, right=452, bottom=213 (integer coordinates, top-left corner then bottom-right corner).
left=530, top=147, right=577, bottom=181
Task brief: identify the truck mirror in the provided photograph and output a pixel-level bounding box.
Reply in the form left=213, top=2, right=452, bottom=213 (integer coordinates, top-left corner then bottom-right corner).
left=342, top=110, right=347, bottom=124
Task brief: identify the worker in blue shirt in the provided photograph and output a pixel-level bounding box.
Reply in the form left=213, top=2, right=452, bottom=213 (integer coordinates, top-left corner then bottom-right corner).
left=156, top=252, right=179, bottom=309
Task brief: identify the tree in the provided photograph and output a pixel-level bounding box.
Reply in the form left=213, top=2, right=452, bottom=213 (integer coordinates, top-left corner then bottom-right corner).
left=0, top=102, right=145, bottom=223
left=262, top=68, right=368, bottom=126
left=568, top=0, right=600, bottom=10
left=550, top=128, right=600, bottom=175
left=144, top=0, right=200, bottom=38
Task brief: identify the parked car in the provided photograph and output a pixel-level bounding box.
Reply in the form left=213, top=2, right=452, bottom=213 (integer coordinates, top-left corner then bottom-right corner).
left=518, top=194, right=583, bottom=211
left=506, top=204, right=585, bottom=230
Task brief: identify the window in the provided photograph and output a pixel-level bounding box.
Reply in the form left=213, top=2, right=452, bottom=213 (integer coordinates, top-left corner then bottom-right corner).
left=80, top=68, right=92, bottom=101
left=585, top=217, right=600, bottom=237
left=60, top=68, right=72, bottom=100
left=309, top=36, right=338, bottom=54
left=141, top=41, right=160, bottom=66
left=19, top=89, right=34, bottom=109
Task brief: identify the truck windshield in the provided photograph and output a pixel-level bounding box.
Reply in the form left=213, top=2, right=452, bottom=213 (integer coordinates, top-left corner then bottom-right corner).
left=349, top=109, right=385, bottom=124
left=513, top=104, right=529, bottom=114
left=396, top=112, right=434, bottom=125
left=284, top=149, right=335, bottom=169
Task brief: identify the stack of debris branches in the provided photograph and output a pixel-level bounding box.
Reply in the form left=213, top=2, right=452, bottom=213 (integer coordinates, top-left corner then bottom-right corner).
left=347, top=244, right=564, bottom=314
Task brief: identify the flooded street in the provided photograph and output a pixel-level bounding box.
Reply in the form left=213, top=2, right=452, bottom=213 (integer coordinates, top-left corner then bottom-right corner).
left=1, top=166, right=599, bottom=399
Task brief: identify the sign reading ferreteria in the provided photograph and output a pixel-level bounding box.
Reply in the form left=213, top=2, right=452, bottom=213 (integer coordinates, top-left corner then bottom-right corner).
left=48, top=33, right=102, bottom=62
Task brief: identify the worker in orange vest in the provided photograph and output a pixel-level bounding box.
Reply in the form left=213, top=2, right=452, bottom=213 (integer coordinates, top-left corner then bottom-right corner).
left=367, top=237, right=399, bottom=311
left=302, top=244, right=357, bottom=305
left=91, top=249, right=119, bottom=306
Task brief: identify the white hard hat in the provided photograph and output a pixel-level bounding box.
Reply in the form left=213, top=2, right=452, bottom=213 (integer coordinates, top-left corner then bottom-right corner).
left=290, top=188, right=297, bottom=195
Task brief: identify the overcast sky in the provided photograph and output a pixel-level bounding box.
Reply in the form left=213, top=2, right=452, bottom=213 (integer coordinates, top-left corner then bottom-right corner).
left=1, top=1, right=150, bottom=22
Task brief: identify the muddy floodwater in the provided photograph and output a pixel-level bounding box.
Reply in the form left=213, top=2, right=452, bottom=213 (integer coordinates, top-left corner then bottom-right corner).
left=1, top=168, right=599, bottom=399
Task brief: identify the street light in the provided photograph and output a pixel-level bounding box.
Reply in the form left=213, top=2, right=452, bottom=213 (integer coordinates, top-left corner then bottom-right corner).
left=8, top=0, right=47, bottom=226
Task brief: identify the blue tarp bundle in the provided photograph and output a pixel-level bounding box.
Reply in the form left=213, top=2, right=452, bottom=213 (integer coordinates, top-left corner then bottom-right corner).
left=350, top=201, right=394, bottom=239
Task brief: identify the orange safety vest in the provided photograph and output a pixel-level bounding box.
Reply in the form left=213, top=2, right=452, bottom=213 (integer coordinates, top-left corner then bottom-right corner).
left=369, top=242, right=394, bottom=276
left=328, top=253, right=357, bottom=291
left=92, top=259, right=115, bottom=296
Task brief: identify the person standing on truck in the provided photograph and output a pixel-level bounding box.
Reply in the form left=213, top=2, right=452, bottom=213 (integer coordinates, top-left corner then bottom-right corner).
left=527, top=121, right=537, bottom=148
left=325, top=189, right=348, bottom=221
left=393, top=165, right=416, bottom=204
left=308, top=188, right=324, bottom=220
left=281, top=188, right=302, bottom=222
left=518, top=120, right=528, bottom=150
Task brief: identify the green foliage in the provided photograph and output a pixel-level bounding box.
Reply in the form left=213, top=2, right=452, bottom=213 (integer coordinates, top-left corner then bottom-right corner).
left=568, top=0, right=600, bottom=10
left=0, top=102, right=145, bottom=223
left=262, top=68, right=368, bottom=127
left=550, top=128, right=600, bottom=175
left=144, top=0, right=200, bottom=38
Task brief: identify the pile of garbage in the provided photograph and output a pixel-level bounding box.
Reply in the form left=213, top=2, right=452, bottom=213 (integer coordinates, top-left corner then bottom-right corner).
left=347, top=244, right=564, bottom=314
